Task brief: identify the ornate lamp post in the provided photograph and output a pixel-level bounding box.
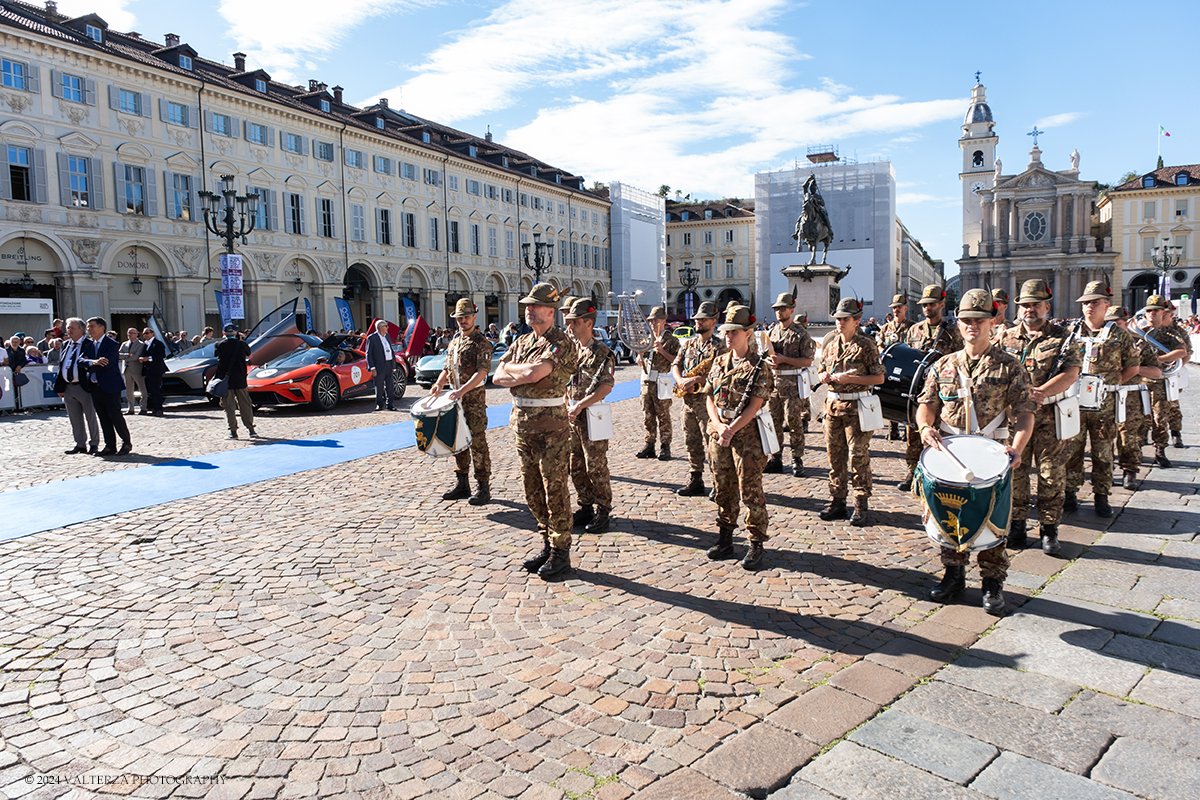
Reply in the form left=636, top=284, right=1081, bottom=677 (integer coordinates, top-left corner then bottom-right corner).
left=197, top=175, right=259, bottom=255
left=16, top=236, right=33, bottom=292
left=129, top=243, right=143, bottom=295
left=1151, top=236, right=1183, bottom=299
left=521, top=232, right=553, bottom=284
left=679, top=261, right=699, bottom=318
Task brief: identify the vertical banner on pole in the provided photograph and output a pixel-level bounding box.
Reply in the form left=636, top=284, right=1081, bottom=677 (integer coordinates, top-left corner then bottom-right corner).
left=304, top=298, right=313, bottom=334
left=684, top=292, right=694, bottom=320
left=215, top=290, right=232, bottom=331
left=334, top=297, right=355, bottom=333
left=220, top=254, right=245, bottom=320
left=402, top=297, right=417, bottom=346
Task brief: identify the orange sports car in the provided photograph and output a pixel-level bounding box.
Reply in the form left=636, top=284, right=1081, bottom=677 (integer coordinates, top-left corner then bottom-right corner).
left=246, top=334, right=410, bottom=411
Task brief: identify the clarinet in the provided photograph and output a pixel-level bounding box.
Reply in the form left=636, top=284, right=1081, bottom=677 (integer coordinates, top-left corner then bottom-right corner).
left=731, top=350, right=767, bottom=419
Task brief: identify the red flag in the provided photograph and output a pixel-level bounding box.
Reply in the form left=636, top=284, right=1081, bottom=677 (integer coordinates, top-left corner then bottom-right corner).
left=366, top=318, right=403, bottom=343
left=404, top=316, right=430, bottom=358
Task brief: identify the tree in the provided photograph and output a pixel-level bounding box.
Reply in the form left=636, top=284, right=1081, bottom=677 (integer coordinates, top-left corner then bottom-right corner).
left=1157, top=155, right=1164, bottom=169
left=1117, top=171, right=1140, bottom=187
left=657, top=184, right=670, bottom=197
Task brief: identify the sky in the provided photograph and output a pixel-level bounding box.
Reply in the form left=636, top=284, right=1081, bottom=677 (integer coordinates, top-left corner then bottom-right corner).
left=57, top=0, right=1200, bottom=274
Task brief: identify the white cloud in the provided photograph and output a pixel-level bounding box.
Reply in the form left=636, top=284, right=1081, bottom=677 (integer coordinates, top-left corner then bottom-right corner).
left=216, top=0, right=433, bottom=82
left=1034, top=112, right=1085, bottom=129
left=54, top=0, right=137, bottom=30
left=897, top=192, right=956, bottom=206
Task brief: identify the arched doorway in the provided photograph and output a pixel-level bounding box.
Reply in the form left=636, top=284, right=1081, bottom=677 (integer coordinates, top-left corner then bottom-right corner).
left=108, top=243, right=166, bottom=336
left=1126, top=272, right=1159, bottom=314
left=342, top=264, right=374, bottom=332
left=716, top=287, right=743, bottom=311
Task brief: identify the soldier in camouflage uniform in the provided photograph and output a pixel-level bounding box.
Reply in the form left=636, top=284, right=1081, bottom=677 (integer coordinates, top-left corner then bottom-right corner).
left=671, top=301, right=725, bottom=497
left=1143, top=295, right=1190, bottom=467
left=794, top=312, right=813, bottom=430
left=877, top=294, right=913, bottom=441
left=494, top=283, right=580, bottom=580
left=636, top=306, right=680, bottom=460
left=1064, top=282, right=1143, bottom=518
left=564, top=298, right=616, bottom=534
left=558, top=295, right=578, bottom=331
left=765, top=292, right=817, bottom=477
left=1106, top=306, right=1157, bottom=488
left=900, top=285, right=965, bottom=491
left=997, top=280, right=1080, bottom=554
left=917, top=289, right=1037, bottom=616
left=1165, top=302, right=1191, bottom=449
left=431, top=298, right=494, bottom=505
left=990, top=287, right=1011, bottom=342
left=817, top=298, right=885, bottom=526
left=704, top=305, right=773, bottom=570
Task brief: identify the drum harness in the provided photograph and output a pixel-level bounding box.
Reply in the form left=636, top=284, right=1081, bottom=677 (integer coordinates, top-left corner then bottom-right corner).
left=772, top=325, right=810, bottom=384
left=825, top=336, right=874, bottom=402
left=938, top=355, right=1009, bottom=442
left=1073, top=319, right=1125, bottom=413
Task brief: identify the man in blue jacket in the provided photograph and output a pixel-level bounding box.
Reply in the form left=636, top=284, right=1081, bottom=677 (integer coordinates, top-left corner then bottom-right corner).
left=81, top=317, right=133, bottom=456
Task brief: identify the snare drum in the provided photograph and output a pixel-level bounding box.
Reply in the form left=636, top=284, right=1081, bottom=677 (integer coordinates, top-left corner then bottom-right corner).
left=914, top=435, right=1013, bottom=553
left=411, top=394, right=473, bottom=457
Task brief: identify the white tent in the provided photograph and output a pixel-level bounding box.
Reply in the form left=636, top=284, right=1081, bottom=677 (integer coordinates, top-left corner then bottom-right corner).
left=0, top=298, right=54, bottom=341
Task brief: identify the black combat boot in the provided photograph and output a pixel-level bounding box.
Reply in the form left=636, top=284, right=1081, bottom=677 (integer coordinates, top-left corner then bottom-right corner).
left=706, top=527, right=736, bottom=560
left=658, top=445, right=672, bottom=461
left=1094, top=494, right=1113, bottom=518
left=888, top=422, right=900, bottom=441
left=442, top=474, right=470, bottom=501
left=849, top=498, right=870, bottom=527
left=981, top=578, right=1006, bottom=616
left=1155, top=447, right=1173, bottom=468
left=819, top=498, right=848, bottom=521
left=741, top=541, right=764, bottom=571
left=523, top=541, right=551, bottom=573
left=790, top=462, right=804, bottom=478
left=897, top=469, right=915, bottom=493
left=584, top=507, right=611, bottom=534
left=537, top=548, right=572, bottom=580
left=1040, top=524, right=1061, bottom=556
left=635, top=443, right=656, bottom=459
left=572, top=504, right=594, bottom=529
left=764, top=454, right=784, bottom=474
left=677, top=473, right=707, bottom=497
left=1172, top=431, right=1185, bottom=449
left=468, top=480, right=491, bottom=506
left=1063, top=491, right=1078, bottom=512
left=928, top=566, right=966, bottom=602
left=1007, top=518, right=1028, bottom=550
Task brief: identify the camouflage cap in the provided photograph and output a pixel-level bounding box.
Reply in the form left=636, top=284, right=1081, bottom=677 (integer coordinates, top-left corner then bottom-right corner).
left=1016, top=278, right=1053, bottom=305
left=1104, top=306, right=1131, bottom=321
left=917, top=284, right=947, bottom=305
left=647, top=306, right=667, bottom=321
left=832, top=297, right=864, bottom=319
left=1076, top=280, right=1113, bottom=303
left=957, top=288, right=999, bottom=319
left=889, top=294, right=907, bottom=308
left=991, top=287, right=1010, bottom=304
left=771, top=292, right=796, bottom=309
left=724, top=300, right=740, bottom=314
left=793, top=312, right=808, bottom=325
left=558, top=294, right=578, bottom=312
left=450, top=298, right=479, bottom=318
left=563, top=297, right=597, bottom=320
left=1144, top=294, right=1169, bottom=311
left=717, top=304, right=755, bottom=332
left=519, top=282, right=561, bottom=308
left=692, top=300, right=719, bottom=320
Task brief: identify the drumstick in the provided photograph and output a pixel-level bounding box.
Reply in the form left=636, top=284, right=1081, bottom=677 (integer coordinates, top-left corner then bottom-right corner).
left=943, top=447, right=976, bottom=483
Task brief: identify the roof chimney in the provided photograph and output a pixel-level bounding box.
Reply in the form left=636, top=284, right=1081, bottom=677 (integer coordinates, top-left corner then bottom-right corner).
left=308, top=79, right=320, bottom=92
left=379, top=97, right=388, bottom=108
left=164, top=33, right=180, bottom=48
left=332, top=85, right=343, bottom=104
left=233, top=52, right=246, bottom=71
left=485, top=126, right=493, bottom=143
left=44, top=2, right=57, bottom=18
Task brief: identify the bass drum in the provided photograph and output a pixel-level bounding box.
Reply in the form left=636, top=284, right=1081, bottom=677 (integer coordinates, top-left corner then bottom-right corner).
left=879, top=343, right=942, bottom=424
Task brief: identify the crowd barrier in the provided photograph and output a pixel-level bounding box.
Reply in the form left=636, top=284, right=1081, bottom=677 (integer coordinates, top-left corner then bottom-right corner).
left=18, top=365, right=64, bottom=409
left=1191, top=335, right=1200, bottom=364
left=0, top=367, right=14, bottom=412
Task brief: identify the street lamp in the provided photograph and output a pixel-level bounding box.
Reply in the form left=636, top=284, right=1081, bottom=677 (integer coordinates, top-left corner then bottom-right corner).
left=679, top=261, right=699, bottom=318
left=129, top=244, right=142, bottom=295
left=521, top=232, right=553, bottom=284
left=16, top=235, right=33, bottom=291
left=198, top=174, right=259, bottom=255
left=1151, top=236, right=1184, bottom=298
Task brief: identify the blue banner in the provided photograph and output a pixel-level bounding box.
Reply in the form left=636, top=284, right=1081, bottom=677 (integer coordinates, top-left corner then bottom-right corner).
left=303, top=298, right=313, bottom=334
left=402, top=296, right=417, bottom=347
left=215, top=290, right=232, bottom=330
left=334, top=297, right=355, bottom=333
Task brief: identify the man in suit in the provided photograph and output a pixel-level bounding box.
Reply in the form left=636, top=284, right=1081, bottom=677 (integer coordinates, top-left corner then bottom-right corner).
left=141, top=327, right=167, bottom=415
left=119, top=327, right=147, bottom=415
left=80, top=317, right=132, bottom=456
left=55, top=317, right=99, bottom=454
left=215, top=323, right=256, bottom=438
left=365, top=319, right=397, bottom=411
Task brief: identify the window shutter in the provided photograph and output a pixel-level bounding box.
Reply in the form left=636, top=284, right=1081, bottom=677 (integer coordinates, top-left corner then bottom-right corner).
left=113, top=161, right=126, bottom=212
left=84, top=79, right=96, bottom=106
left=330, top=200, right=338, bottom=239
left=243, top=119, right=250, bottom=141
left=188, top=173, right=199, bottom=220
left=187, top=106, right=199, bottom=128
left=227, top=116, right=239, bottom=137
left=264, top=126, right=274, bottom=147
left=26, top=65, right=39, bottom=94
left=89, top=157, right=103, bottom=210
left=375, top=208, right=383, bottom=243
left=203, top=109, right=213, bottom=132
left=297, top=194, right=306, bottom=234
left=140, top=93, right=152, bottom=117
left=33, top=148, right=47, bottom=204
left=50, top=68, right=62, bottom=98
left=108, top=84, right=119, bottom=109
left=314, top=196, right=321, bottom=235
left=164, top=171, right=177, bottom=218
left=266, top=189, right=277, bottom=231
left=144, top=168, right=158, bottom=217
left=56, top=152, right=70, bottom=206
left=299, top=135, right=307, bottom=154
left=159, top=98, right=169, bottom=122
left=0, top=147, right=11, bottom=200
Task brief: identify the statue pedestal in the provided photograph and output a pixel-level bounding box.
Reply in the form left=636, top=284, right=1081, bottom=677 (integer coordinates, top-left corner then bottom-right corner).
left=781, top=263, right=851, bottom=325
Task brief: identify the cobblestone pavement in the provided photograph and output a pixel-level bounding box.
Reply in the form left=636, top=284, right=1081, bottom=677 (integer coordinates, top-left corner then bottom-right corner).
left=1, top=364, right=1196, bottom=799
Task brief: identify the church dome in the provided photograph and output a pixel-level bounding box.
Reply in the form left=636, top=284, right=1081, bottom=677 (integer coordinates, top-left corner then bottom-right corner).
left=963, top=82, right=993, bottom=126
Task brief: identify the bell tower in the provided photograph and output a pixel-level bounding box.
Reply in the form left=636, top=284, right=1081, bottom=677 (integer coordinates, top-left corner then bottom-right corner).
left=959, top=75, right=998, bottom=256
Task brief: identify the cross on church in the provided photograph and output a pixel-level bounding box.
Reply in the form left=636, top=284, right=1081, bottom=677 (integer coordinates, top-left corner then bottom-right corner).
left=974, top=70, right=981, bottom=84
left=1028, top=126, right=1044, bottom=146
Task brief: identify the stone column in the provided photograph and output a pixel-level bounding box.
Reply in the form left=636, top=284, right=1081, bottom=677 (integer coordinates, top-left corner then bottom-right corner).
left=1055, top=194, right=1067, bottom=251
left=1075, top=194, right=1088, bottom=253
left=428, top=290, right=447, bottom=328
left=1009, top=200, right=1020, bottom=251
left=1006, top=270, right=1017, bottom=319
left=981, top=199, right=994, bottom=256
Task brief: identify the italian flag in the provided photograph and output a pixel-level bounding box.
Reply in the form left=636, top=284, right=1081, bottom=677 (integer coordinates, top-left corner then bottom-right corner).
left=1160, top=126, right=1171, bottom=137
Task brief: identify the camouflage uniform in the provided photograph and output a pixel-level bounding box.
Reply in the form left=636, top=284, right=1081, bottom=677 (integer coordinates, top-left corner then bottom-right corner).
left=876, top=317, right=913, bottom=349
left=768, top=322, right=817, bottom=465
left=706, top=350, right=773, bottom=541
left=569, top=337, right=615, bottom=511
left=820, top=331, right=884, bottom=500
left=904, top=319, right=965, bottom=473
left=673, top=334, right=726, bottom=475
left=501, top=326, right=579, bottom=549
left=1168, top=318, right=1192, bottom=437
left=1147, top=324, right=1188, bottom=446
left=1065, top=321, right=1139, bottom=497
left=446, top=327, right=493, bottom=483
left=640, top=330, right=680, bottom=447
left=918, top=345, right=1036, bottom=580
left=998, top=321, right=1080, bottom=526
left=1117, top=337, right=1157, bottom=472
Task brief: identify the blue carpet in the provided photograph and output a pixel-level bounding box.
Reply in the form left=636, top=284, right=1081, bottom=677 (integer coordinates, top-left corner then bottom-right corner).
left=0, top=379, right=645, bottom=542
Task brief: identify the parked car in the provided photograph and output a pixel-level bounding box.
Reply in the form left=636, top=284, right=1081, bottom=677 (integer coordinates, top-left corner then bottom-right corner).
left=596, top=329, right=635, bottom=364
left=415, top=342, right=508, bottom=389
left=246, top=333, right=411, bottom=411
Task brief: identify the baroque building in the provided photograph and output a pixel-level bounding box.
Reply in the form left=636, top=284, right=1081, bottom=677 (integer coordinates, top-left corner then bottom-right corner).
left=664, top=200, right=754, bottom=320
left=0, top=1, right=611, bottom=333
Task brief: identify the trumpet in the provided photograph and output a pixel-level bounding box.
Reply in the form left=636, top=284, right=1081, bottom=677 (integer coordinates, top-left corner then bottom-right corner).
left=673, top=354, right=716, bottom=396
left=1130, top=309, right=1184, bottom=377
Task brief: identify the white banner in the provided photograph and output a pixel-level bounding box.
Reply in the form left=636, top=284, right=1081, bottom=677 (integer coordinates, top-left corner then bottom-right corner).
left=17, top=365, right=64, bottom=409
left=1190, top=334, right=1200, bottom=364
left=0, top=367, right=15, bottom=412
left=220, top=254, right=245, bottom=320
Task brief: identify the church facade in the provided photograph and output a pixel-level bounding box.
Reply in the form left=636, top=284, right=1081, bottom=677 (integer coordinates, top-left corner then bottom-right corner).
left=956, top=81, right=1115, bottom=316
